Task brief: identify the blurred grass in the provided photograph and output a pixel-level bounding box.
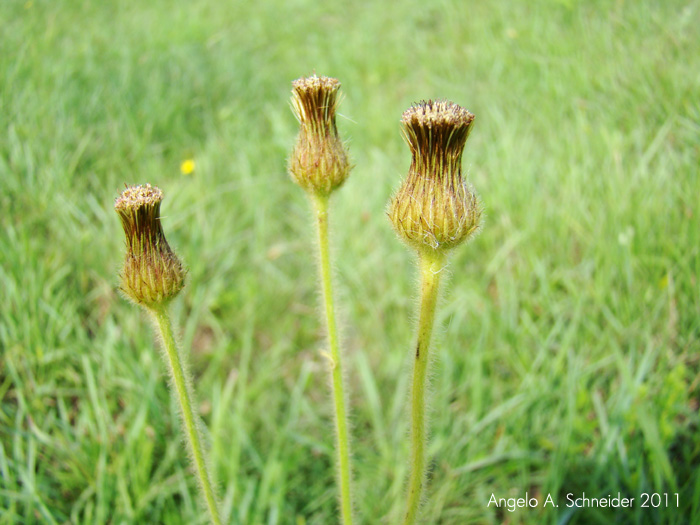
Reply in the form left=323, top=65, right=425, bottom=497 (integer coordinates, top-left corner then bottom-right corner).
left=1, top=0, right=699, bottom=523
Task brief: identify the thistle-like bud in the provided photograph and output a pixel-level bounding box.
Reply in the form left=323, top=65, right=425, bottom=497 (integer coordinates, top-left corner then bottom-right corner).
left=114, top=184, right=186, bottom=308
left=388, top=100, right=482, bottom=255
left=288, top=75, right=351, bottom=196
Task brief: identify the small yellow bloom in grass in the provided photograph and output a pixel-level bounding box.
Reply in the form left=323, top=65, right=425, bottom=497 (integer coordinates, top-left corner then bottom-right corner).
left=180, top=159, right=195, bottom=176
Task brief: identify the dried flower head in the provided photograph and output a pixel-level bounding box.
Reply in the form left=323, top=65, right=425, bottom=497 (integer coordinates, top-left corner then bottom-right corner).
left=288, top=75, right=351, bottom=196
left=115, top=184, right=186, bottom=308
left=388, top=100, right=482, bottom=255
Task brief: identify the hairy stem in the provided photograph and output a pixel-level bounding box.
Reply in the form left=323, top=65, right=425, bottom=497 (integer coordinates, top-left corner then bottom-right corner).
left=404, top=251, right=445, bottom=525
left=312, top=193, right=354, bottom=525
left=150, top=305, right=222, bottom=525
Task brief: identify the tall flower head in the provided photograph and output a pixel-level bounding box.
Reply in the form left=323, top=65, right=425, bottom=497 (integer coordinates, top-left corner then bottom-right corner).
left=288, top=75, right=351, bottom=196
left=115, top=184, right=186, bottom=308
left=388, top=100, right=482, bottom=255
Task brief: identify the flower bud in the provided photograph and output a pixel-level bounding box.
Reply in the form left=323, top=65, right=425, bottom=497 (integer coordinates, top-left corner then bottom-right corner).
left=388, top=100, right=482, bottom=255
left=288, top=75, right=351, bottom=196
left=115, top=184, right=186, bottom=308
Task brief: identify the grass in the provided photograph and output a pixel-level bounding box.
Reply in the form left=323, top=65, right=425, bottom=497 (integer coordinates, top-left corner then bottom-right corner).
left=1, top=0, right=699, bottom=523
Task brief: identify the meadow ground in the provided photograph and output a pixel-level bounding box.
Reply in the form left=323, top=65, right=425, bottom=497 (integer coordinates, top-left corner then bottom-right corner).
left=1, top=0, right=699, bottom=523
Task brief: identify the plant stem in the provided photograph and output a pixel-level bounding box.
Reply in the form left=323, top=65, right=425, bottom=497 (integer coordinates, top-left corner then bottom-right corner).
left=150, top=305, right=222, bottom=525
left=404, top=250, right=445, bottom=525
left=312, top=193, right=354, bottom=525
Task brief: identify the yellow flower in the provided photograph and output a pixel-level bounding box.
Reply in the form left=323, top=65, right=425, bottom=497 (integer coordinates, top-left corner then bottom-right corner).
left=180, top=159, right=195, bottom=176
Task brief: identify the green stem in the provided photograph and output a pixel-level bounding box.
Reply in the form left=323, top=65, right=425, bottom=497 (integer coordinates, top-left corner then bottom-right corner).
left=312, top=193, right=354, bottom=525
left=150, top=305, right=222, bottom=525
left=404, top=251, right=445, bottom=525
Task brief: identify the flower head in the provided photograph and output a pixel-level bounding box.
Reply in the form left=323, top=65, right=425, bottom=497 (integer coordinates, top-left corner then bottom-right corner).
left=388, top=100, right=482, bottom=255
left=115, top=184, right=186, bottom=308
left=180, top=159, right=195, bottom=176
left=288, top=75, right=351, bottom=196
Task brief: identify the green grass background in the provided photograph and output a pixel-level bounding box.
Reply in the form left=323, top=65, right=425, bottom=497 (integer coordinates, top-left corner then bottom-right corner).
left=1, top=0, right=699, bottom=523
